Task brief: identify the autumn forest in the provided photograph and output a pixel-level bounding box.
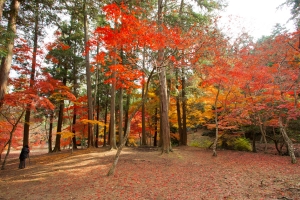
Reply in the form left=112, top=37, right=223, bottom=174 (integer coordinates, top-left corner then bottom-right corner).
left=1, top=0, right=300, bottom=175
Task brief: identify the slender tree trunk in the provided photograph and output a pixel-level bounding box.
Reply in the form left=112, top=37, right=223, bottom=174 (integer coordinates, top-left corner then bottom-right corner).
left=157, top=0, right=170, bottom=153
left=141, top=82, right=147, bottom=145
left=107, top=69, right=154, bottom=176
left=212, top=85, right=220, bottom=156
left=103, top=92, right=109, bottom=147
left=1, top=110, right=25, bottom=170
left=23, top=3, right=39, bottom=146
left=124, top=93, right=130, bottom=146
left=175, top=69, right=183, bottom=145
left=181, top=68, right=187, bottom=145
left=110, top=69, right=117, bottom=149
left=83, top=0, right=93, bottom=148
left=118, top=88, right=123, bottom=146
left=48, top=112, right=53, bottom=153
left=53, top=99, right=64, bottom=152
left=0, top=0, right=21, bottom=107
left=252, top=131, right=257, bottom=153
left=279, top=117, right=297, bottom=164
left=258, top=115, right=268, bottom=152
left=154, top=107, right=158, bottom=146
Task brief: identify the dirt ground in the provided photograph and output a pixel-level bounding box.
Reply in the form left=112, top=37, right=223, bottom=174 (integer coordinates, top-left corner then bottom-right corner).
left=1, top=133, right=300, bottom=200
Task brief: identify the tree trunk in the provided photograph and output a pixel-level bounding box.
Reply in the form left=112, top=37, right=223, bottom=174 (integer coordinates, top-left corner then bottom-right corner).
left=48, top=112, right=53, bottom=153
left=212, top=85, right=220, bottom=156
left=252, top=131, right=257, bottom=153
left=23, top=2, right=39, bottom=146
left=110, top=70, right=117, bottom=149
left=118, top=88, right=123, bottom=146
left=258, top=115, right=268, bottom=152
left=175, top=69, right=183, bottom=145
left=124, top=93, right=130, bottom=146
left=53, top=99, right=64, bottom=152
left=154, top=107, right=158, bottom=146
left=103, top=92, right=109, bottom=147
left=107, top=69, right=154, bottom=176
left=157, top=0, right=170, bottom=153
left=0, top=0, right=21, bottom=107
left=279, top=117, right=297, bottom=164
left=83, top=0, right=93, bottom=148
left=1, top=110, right=24, bottom=170
left=181, top=68, right=187, bottom=145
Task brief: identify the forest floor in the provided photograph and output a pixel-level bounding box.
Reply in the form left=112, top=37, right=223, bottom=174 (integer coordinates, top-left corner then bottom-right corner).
left=1, top=131, right=300, bottom=200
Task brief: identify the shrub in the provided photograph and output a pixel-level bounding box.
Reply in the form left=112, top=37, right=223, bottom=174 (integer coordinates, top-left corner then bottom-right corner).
left=189, top=140, right=201, bottom=147
left=189, top=139, right=213, bottom=148
left=233, top=138, right=252, bottom=151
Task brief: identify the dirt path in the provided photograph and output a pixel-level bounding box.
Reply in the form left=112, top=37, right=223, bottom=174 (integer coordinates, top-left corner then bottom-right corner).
left=1, top=146, right=300, bottom=200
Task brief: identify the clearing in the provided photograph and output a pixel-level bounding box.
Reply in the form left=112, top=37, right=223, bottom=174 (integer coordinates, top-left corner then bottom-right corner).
left=1, top=144, right=300, bottom=200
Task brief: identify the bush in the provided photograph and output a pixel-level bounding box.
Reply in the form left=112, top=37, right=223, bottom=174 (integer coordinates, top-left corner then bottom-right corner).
left=189, top=139, right=212, bottom=148
left=233, top=138, right=252, bottom=151
left=189, top=140, right=201, bottom=147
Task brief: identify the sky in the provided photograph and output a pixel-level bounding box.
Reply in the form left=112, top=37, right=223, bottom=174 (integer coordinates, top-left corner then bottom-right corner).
left=219, top=0, right=295, bottom=40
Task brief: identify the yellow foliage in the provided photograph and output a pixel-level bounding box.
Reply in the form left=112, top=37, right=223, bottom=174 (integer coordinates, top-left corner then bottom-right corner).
left=80, top=119, right=107, bottom=128
left=57, top=131, right=75, bottom=139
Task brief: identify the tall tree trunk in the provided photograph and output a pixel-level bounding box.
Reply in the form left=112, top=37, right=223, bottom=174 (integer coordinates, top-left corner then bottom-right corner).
left=279, top=117, right=297, bottom=164
left=83, top=0, right=93, bottom=148
left=110, top=70, right=117, bottom=149
left=212, top=85, right=220, bottom=156
left=53, top=74, right=67, bottom=152
left=154, top=107, right=158, bottom=146
left=103, top=92, right=109, bottom=147
left=107, top=69, right=154, bottom=176
left=23, top=2, right=39, bottom=146
left=141, top=47, right=147, bottom=145
left=181, top=68, right=187, bottom=145
left=118, top=88, right=123, bottom=146
left=141, top=80, right=147, bottom=145
left=157, top=0, right=170, bottom=153
left=1, top=110, right=25, bottom=170
left=0, top=0, right=21, bottom=106
left=258, top=114, right=268, bottom=152
left=95, top=45, right=100, bottom=148
left=175, top=69, right=183, bottom=145
left=48, top=112, right=53, bottom=153
left=124, top=93, right=130, bottom=146
left=53, top=99, right=64, bottom=152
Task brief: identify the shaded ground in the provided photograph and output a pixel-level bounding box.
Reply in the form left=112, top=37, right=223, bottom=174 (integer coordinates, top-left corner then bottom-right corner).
left=1, top=143, right=300, bottom=200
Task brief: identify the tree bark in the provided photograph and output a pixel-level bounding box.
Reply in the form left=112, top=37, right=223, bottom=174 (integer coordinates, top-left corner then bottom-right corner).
left=103, top=92, right=109, bottom=147
left=212, top=85, right=220, bottom=156
left=258, top=114, right=268, bottom=153
left=107, top=69, right=154, bottom=176
left=279, top=117, right=297, bottom=164
left=154, top=107, right=158, bottom=146
left=0, top=0, right=21, bottom=107
left=23, top=1, right=39, bottom=146
left=157, top=0, right=171, bottom=153
left=1, top=110, right=25, bottom=170
left=175, top=69, right=183, bottom=145
left=181, top=68, right=187, bottom=145
left=118, top=88, right=124, bottom=146
left=110, top=69, right=117, bottom=149
left=48, top=112, right=53, bottom=153
left=83, top=0, right=94, bottom=148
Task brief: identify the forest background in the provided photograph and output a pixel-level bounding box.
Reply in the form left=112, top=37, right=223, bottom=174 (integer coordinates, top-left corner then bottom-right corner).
left=1, top=0, right=300, bottom=172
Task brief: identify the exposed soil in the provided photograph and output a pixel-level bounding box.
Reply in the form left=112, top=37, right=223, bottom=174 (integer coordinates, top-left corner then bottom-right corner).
left=0, top=132, right=300, bottom=200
